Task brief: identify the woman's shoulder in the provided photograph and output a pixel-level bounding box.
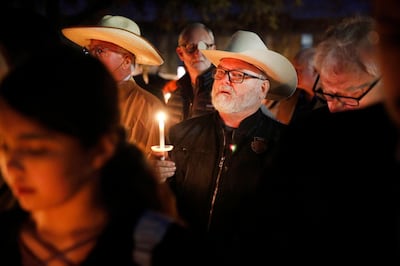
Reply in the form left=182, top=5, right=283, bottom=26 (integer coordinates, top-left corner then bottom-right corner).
left=154, top=225, right=217, bottom=265
left=86, top=210, right=186, bottom=265
left=134, top=210, right=217, bottom=266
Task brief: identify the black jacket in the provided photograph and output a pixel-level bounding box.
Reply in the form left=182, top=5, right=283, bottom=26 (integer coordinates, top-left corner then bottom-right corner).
left=167, top=109, right=287, bottom=265
left=272, top=103, right=399, bottom=264
left=166, top=66, right=215, bottom=127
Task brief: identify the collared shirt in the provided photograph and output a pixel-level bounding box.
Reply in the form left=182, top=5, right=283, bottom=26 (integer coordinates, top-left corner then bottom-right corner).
left=119, top=78, right=166, bottom=153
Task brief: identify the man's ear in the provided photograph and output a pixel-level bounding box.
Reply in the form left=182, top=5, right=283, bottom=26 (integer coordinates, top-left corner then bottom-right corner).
left=91, top=132, right=118, bottom=171
left=261, top=79, right=270, bottom=99
left=123, top=56, right=133, bottom=69
left=176, top=47, right=184, bottom=61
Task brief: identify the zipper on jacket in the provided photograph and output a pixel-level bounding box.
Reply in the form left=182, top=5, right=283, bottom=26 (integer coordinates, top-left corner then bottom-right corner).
left=207, top=155, right=225, bottom=231
left=207, top=127, right=227, bottom=231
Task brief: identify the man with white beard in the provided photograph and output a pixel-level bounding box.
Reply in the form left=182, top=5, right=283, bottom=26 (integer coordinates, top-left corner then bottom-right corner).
left=152, top=30, right=297, bottom=265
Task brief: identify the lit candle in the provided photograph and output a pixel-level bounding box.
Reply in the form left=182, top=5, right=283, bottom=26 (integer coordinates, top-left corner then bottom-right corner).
left=156, top=111, right=166, bottom=150
left=164, top=92, right=171, bottom=104
left=151, top=111, right=173, bottom=156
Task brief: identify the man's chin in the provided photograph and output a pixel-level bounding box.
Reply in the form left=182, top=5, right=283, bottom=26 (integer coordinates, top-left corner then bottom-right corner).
left=191, top=62, right=210, bottom=72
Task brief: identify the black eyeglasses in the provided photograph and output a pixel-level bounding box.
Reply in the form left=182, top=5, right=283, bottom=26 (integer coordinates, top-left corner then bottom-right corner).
left=179, top=41, right=214, bottom=54
left=312, top=74, right=380, bottom=107
left=213, top=67, right=266, bottom=84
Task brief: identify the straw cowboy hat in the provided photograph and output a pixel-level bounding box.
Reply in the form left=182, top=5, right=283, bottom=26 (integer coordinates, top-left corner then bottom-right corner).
left=62, top=15, right=163, bottom=66
left=200, top=30, right=297, bottom=100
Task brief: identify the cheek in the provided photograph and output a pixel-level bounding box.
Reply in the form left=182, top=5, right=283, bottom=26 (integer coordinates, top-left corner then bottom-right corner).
left=10, top=152, right=92, bottom=192
left=99, top=57, right=118, bottom=72
left=60, top=151, right=95, bottom=184
left=34, top=155, right=94, bottom=198
left=0, top=159, right=74, bottom=198
left=33, top=159, right=80, bottom=182
left=33, top=166, right=71, bottom=194
left=243, top=83, right=265, bottom=100
left=181, top=53, right=192, bottom=62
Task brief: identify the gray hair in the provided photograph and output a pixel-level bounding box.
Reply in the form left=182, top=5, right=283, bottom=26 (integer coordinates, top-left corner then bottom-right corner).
left=178, top=22, right=215, bottom=46
left=314, top=16, right=379, bottom=77
left=294, top=47, right=316, bottom=73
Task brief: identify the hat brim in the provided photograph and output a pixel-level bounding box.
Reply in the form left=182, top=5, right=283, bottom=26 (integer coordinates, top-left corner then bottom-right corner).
left=62, top=27, right=163, bottom=66
left=200, top=49, right=297, bottom=100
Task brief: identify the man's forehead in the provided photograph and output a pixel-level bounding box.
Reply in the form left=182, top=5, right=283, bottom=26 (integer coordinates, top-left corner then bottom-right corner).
left=219, top=58, right=260, bottom=72
left=90, top=39, right=122, bottom=49
left=185, top=29, right=211, bottom=41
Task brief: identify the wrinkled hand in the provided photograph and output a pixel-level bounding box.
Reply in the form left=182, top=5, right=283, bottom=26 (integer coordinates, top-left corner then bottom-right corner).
left=149, top=150, right=176, bottom=183
left=152, top=159, right=176, bottom=183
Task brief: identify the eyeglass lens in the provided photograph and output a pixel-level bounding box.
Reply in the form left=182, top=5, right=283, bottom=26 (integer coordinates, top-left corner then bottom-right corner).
left=182, top=41, right=213, bottom=54
left=213, top=68, right=243, bottom=83
left=213, top=68, right=265, bottom=84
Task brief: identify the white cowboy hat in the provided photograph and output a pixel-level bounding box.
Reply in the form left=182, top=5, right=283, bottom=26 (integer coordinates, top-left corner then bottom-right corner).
left=62, top=15, right=163, bottom=66
left=200, top=30, right=297, bottom=100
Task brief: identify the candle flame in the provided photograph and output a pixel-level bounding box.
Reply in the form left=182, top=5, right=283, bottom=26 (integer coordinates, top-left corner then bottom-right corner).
left=164, top=92, right=171, bottom=104
left=156, top=111, right=166, bottom=122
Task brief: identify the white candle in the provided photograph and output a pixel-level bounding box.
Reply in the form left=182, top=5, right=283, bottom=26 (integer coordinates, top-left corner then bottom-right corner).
left=156, top=112, right=166, bottom=150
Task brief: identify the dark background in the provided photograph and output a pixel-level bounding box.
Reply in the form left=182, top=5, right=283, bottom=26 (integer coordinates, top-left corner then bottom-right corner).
left=1, top=0, right=373, bottom=75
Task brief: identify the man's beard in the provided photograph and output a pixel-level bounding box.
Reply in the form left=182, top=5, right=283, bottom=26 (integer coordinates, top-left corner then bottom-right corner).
left=212, top=85, right=262, bottom=114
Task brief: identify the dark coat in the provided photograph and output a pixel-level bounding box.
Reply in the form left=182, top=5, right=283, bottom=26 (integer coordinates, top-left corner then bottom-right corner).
left=166, top=66, right=215, bottom=127
left=272, top=103, right=399, bottom=264
left=167, top=109, right=287, bottom=265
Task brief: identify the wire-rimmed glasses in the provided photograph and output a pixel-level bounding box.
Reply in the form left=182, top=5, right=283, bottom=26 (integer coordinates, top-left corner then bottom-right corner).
left=312, top=74, right=380, bottom=106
